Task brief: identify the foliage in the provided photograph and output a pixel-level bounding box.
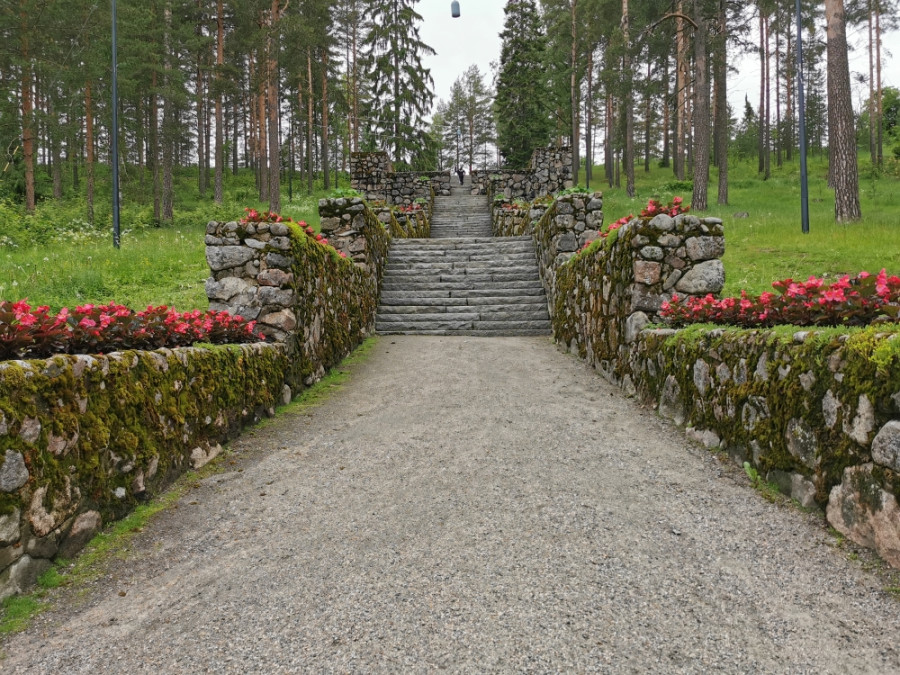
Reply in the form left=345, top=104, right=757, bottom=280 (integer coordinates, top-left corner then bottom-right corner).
left=241, top=208, right=348, bottom=262
left=360, top=0, right=436, bottom=166
left=494, top=0, right=552, bottom=168
left=0, top=300, right=265, bottom=360
left=661, top=270, right=900, bottom=328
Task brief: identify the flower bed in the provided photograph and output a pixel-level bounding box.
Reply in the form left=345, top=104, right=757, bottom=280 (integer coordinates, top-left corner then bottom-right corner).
left=1, top=301, right=263, bottom=361
left=662, top=270, right=900, bottom=328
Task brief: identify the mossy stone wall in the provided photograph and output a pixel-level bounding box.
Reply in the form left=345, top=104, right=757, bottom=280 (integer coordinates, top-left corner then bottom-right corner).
left=471, top=146, right=574, bottom=198
left=349, top=152, right=450, bottom=203
left=0, top=342, right=289, bottom=600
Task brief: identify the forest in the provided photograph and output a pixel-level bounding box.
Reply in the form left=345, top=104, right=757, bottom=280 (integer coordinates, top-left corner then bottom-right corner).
left=0, top=0, right=898, bottom=230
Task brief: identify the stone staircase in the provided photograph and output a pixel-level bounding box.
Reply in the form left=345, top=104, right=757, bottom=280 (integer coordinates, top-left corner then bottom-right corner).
left=376, top=180, right=552, bottom=337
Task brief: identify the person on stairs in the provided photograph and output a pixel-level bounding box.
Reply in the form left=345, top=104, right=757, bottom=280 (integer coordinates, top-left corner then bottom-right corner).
left=456, top=166, right=465, bottom=185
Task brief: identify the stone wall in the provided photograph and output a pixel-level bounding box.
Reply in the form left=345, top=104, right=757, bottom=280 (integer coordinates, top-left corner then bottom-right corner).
left=0, top=342, right=290, bottom=600
left=533, top=190, right=900, bottom=566
left=350, top=152, right=451, bottom=204
left=471, top=146, right=574, bottom=199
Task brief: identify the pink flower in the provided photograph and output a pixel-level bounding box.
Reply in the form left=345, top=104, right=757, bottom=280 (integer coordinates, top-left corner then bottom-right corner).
left=79, top=317, right=97, bottom=329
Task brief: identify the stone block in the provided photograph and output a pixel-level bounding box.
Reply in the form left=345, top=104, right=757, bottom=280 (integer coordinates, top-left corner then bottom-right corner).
left=624, top=312, right=649, bottom=344
left=257, top=269, right=293, bottom=287
left=844, top=395, right=875, bottom=446
left=633, top=261, right=662, bottom=285
left=659, top=375, right=685, bottom=425
left=675, top=260, right=725, bottom=295
left=685, top=236, right=725, bottom=261
left=827, top=464, right=900, bottom=568
left=785, top=418, right=818, bottom=469
left=649, top=214, right=675, bottom=232
left=206, top=246, right=256, bottom=272
left=58, top=511, right=102, bottom=560
left=0, top=451, right=29, bottom=492
left=0, top=508, right=20, bottom=546
left=872, top=420, right=900, bottom=472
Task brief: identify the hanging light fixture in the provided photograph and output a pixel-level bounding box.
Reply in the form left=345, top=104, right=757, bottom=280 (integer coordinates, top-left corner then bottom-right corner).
left=451, top=1, right=460, bottom=18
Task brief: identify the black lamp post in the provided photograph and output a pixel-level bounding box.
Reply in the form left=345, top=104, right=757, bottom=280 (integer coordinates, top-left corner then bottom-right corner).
left=795, top=0, right=809, bottom=234
left=451, top=1, right=460, bottom=18
left=111, top=0, right=121, bottom=248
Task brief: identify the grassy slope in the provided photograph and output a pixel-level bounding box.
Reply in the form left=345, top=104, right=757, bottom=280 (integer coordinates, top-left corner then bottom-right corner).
left=582, top=153, right=900, bottom=295
left=0, top=169, right=329, bottom=311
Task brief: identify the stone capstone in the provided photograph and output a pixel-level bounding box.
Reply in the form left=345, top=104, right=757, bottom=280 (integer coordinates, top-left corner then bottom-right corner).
left=206, top=246, right=256, bottom=272
left=872, top=420, right=900, bottom=472
left=827, top=464, right=900, bottom=568
left=674, top=260, right=725, bottom=295
left=0, top=451, right=29, bottom=492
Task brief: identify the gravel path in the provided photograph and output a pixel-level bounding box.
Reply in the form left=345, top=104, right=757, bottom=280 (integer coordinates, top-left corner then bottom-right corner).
left=3, top=336, right=900, bottom=673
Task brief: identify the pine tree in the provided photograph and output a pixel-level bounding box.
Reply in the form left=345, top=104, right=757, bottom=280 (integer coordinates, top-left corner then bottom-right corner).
left=360, top=0, right=435, bottom=167
left=495, top=0, right=552, bottom=168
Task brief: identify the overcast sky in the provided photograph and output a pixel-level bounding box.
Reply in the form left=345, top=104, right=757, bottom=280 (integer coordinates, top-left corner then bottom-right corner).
left=416, top=1, right=900, bottom=118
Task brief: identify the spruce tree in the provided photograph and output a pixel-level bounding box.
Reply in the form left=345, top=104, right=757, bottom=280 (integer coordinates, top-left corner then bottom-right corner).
left=495, top=0, right=551, bottom=168
left=360, top=0, right=435, bottom=167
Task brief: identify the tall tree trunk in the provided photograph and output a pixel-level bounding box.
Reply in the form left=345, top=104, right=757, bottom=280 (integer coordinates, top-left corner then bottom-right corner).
left=85, top=81, right=95, bottom=224
left=605, top=93, right=614, bottom=187
left=307, top=50, right=314, bottom=194
left=875, top=2, right=882, bottom=167
left=585, top=47, right=593, bottom=184
left=674, top=2, right=687, bottom=180
left=267, top=0, right=281, bottom=213
left=622, top=0, right=635, bottom=197
left=257, top=50, right=269, bottom=203
left=322, top=48, right=331, bottom=191
left=764, top=14, right=771, bottom=179
left=162, top=5, right=174, bottom=223
left=775, top=17, right=782, bottom=168
left=824, top=0, right=861, bottom=221
left=214, top=0, right=224, bottom=204
left=662, top=56, right=671, bottom=168
left=351, top=10, right=359, bottom=152
left=868, top=4, right=876, bottom=166
left=692, top=2, right=710, bottom=212
left=21, top=5, right=35, bottom=214
left=151, top=70, right=160, bottom=223
left=570, top=0, right=580, bottom=184
left=196, top=0, right=207, bottom=197
left=786, top=17, right=794, bottom=162
left=644, top=59, right=652, bottom=172
left=715, top=0, right=728, bottom=205
left=758, top=8, right=766, bottom=175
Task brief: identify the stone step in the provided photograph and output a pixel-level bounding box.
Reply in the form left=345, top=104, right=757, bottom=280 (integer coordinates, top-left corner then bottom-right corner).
left=386, top=259, right=537, bottom=272
left=375, top=328, right=552, bottom=337
left=380, top=287, right=547, bottom=300
left=383, top=272, right=541, bottom=284
left=380, top=280, right=545, bottom=292
left=390, top=252, right=537, bottom=263
left=391, top=236, right=532, bottom=245
left=379, top=295, right=547, bottom=307
left=378, top=305, right=549, bottom=319
left=375, top=319, right=552, bottom=333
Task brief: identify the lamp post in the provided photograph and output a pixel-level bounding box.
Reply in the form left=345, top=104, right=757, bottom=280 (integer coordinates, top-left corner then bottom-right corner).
left=111, top=0, right=121, bottom=248
left=451, top=1, right=460, bottom=18
left=795, top=0, right=809, bottom=234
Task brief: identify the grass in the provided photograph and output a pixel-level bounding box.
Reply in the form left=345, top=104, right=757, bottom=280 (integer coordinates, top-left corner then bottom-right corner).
left=0, top=335, right=378, bottom=639
left=0, top=168, right=335, bottom=311
left=580, top=153, right=900, bottom=296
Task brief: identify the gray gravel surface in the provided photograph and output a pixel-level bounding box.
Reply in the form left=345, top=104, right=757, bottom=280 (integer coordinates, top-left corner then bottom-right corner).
left=3, top=336, right=900, bottom=673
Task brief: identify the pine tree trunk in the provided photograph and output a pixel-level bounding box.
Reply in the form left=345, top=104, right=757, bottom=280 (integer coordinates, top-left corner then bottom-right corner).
left=692, top=2, right=710, bottom=212
left=758, top=9, right=766, bottom=175
left=662, top=56, right=670, bottom=168
left=715, top=0, right=728, bottom=205
left=786, top=18, right=794, bottom=162
left=605, top=93, right=614, bottom=187
left=151, top=70, right=160, bottom=223
left=674, top=3, right=686, bottom=180
left=85, top=81, right=95, bottom=224
left=875, top=3, right=882, bottom=167
left=622, top=0, right=635, bottom=197
left=764, top=14, right=771, bottom=179
left=824, top=0, right=861, bottom=221
left=775, top=20, right=782, bottom=168
left=570, top=0, right=580, bottom=185
left=322, top=49, right=331, bottom=191
left=257, top=51, right=269, bottom=203
left=585, top=48, right=593, bottom=184
left=21, top=5, right=35, bottom=215
left=267, top=0, right=281, bottom=213
left=214, top=0, right=224, bottom=204
left=644, top=59, right=652, bottom=172
left=868, top=6, right=876, bottom=166
left=162, top=6, right=174, bottom=223
left=307, top=51, right=314, bottom=195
